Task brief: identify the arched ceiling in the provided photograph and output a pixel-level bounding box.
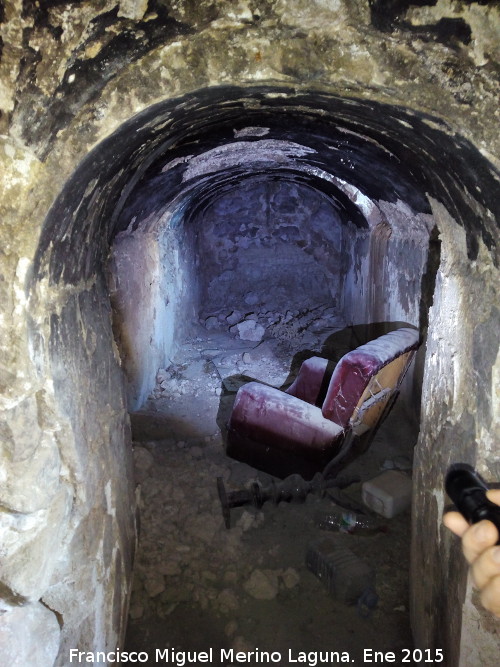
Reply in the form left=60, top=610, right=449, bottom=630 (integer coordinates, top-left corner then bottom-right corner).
left=33, top=85, right=500, bottom=286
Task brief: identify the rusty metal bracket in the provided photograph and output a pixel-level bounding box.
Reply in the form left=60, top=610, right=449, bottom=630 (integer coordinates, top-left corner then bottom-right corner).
left=216, top=472, right=358, bottom=529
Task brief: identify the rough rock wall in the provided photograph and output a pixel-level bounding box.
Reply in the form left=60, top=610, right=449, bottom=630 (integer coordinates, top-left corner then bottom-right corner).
left=342, top=204, right=432, bottom=331
left=107, top=169, right=431, bottom=415
left=109, top=225, right=193, bottom=411
left=411, top=200, right=500, bottom=667
left=195, top=179, right=344, bottom=320
left=0, top=1, right=499, bottom=665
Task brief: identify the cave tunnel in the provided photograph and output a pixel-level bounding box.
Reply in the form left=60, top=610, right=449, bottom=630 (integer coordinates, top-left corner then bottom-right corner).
left=20, top=83, right=499, bottom=665
left=2, top=3, right=500, bottom=665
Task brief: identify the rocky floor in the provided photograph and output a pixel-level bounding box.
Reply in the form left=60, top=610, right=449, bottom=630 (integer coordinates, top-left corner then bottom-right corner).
left=125, top=319, right=419, bottom=665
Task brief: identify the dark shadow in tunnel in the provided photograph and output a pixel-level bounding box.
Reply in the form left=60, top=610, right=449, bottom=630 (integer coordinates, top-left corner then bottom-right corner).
left=129, top=410, right=208, bottom=442
left=126, top=602, right=230, bottom=665
left=419, top=224, right=441, bottom=339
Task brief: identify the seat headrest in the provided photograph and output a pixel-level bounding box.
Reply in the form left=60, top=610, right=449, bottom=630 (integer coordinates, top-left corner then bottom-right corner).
left=321, top=327, right=420, bottom=427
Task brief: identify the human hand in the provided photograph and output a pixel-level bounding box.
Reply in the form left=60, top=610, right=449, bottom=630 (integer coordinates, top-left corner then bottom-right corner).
left=443, top=489, right=500, bottom=618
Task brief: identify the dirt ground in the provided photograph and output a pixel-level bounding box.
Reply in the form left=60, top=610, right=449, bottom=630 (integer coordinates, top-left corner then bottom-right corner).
left=124, top=324, right=419, bottom=665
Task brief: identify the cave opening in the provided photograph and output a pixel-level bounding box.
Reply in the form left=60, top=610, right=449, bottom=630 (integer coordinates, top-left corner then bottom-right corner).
left=27, top=85, right=499, bottom=664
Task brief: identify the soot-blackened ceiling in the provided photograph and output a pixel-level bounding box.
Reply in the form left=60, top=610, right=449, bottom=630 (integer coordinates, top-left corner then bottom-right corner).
left=33, top=85, right=500, bottom=287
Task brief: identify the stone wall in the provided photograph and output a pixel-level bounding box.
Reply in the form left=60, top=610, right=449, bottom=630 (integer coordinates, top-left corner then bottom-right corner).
left=195, top=178, right=344, bottom=321
left=1, top=1, right=499, bottom=665
left=109, top=224, right=194, bottom=411
left=411, top=200, right=500, bottom=666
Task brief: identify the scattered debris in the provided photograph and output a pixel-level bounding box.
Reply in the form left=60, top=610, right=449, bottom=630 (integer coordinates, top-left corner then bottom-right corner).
left=231, top=319, right=265, bottom=342
left=306, top=538, right=377, bottom=610
left=126, top=323, right=417, bottom=657
left=362, top=470, right=413, bottom=518
left=244, top=568, right=280, bottom=600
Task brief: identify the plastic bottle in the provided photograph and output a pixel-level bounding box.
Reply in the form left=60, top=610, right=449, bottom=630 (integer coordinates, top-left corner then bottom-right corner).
left=306, top=537, right=378, bottom=614
left=314, top=504, right=388, bottom=535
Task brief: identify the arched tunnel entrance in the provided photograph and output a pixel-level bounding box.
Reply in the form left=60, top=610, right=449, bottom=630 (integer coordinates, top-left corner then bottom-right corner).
left=25, top=85, right=499, bottom=665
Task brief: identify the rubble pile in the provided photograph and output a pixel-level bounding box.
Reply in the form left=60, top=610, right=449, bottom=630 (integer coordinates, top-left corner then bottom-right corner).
left=200, top=303, right=344, bottom=346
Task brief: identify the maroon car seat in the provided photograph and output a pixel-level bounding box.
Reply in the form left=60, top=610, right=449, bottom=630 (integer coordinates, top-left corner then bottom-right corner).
left=226, top=327, right=421, bottom=479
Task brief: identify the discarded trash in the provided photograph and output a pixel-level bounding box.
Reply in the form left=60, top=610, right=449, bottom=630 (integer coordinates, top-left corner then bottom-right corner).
left=315, top=504, right=388, bottom=535
left=306, top=537, right=378, bottom=614
left=362, top=470, right=412, bottom=518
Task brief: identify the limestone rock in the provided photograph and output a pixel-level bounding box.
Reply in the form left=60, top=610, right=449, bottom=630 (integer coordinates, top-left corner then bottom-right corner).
left=0, top=487, right=72, bottom=600
left=156, top=369, right=169, bottom=384
left=0, top=602, right=60, bottom=667
left=236, top=510, right=265, bottom=532
left=233, top=320, right=266, bottom=342
left=118, top=0, right=149, bottom=21
left=0, top=394, right=63, bottom=513
left=236, top=510, right=257, bottom=532
left=184, top=514, right=219, bottom=543
left=243, top=568, right=279, bottom=600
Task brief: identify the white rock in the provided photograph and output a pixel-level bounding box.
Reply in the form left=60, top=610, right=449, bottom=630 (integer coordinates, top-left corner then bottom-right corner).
left=118, top=0, right=148, bottom=21
left=243, top=568, right=279, bottom=600
left=235, top=320, right=265, bottom=342
left=0, top=603, right=60, bottom=667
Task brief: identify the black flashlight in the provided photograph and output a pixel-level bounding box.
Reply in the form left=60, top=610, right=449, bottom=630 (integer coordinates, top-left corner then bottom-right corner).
left=445, top=464, right=500, bottom=544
